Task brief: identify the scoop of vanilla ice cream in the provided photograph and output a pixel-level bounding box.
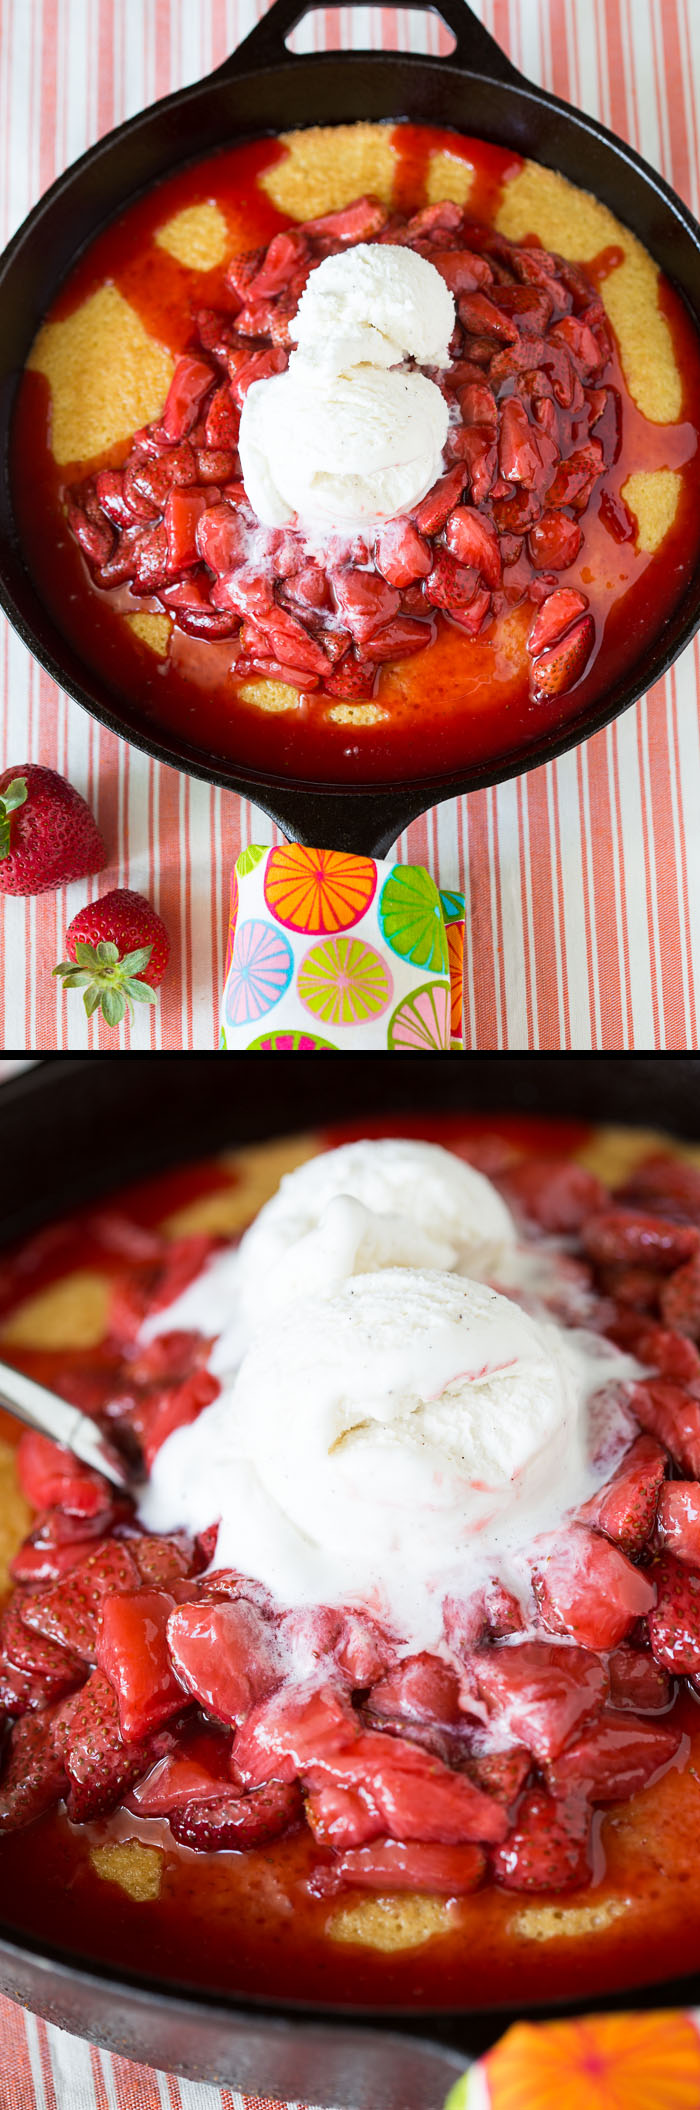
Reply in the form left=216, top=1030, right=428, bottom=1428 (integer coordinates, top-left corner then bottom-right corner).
left=140, top=1266, right=636, bottom=1646
left=239, top=360, right=449, bottom=531
left=289, top=244, right=456, bottom=371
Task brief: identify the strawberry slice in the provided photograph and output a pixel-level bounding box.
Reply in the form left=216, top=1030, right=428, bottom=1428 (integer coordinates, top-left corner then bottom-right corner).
left=128, top=1730, right=233, bottom=1815
left=469, top=1640, right=608, bottom=1762
left=458, top=381, right=498, bottom=426
left=498, top=398, right=545, bottom=487
left=0, top=1602, right=85, bottom=1704
left=0, top=1712, right=67, bottom=1833
left=375, top=519, right=431, bottom=588
left=532, top=1527, right=655, bottom=1649
left=10, top=1536, right=104, bottom=1585
left=300, top=1731, right=508, bottom=1845
left=445, top=508, right=502, bottom=587
left=369, top=1653, right=462, bottom=1727
left=330, top=570, right=400, bottom=644
left=647, top=1555, right=700, bottom=1673
left=459, top=291, right=518, bottom=345
left=21, top=1540, right=140, bottom=1660
left=54, top=1668, right=156, bottom=1821
left=16, top=1431, right=113, bottom=1519
left=657, top=1482, right=700, bottom=1565
left=469, top=1748, right=532, bottom=1803
left=492, top=1790, right=591, bottom=1893
left=450, top=426, right=498, bottom=505
left=583, top=1209, right=699, bottom=1271
left=578, top=1434, right=666, bottom=1555
left=203, top=385, right=240, bottom=452
left=362, top=617, right=430, bottom=661
left=128, top=1532, right=197, bottom=1588
left=660, top=1251, right=700, bottom=1339
left=630, top=1379, right=700, bottom=1477
left=607, top=1646, right=671, bottom=1712
left=97, top=1590, right=185, bottom=1740
left=503, top=1155, right=607, bottom=1232
left=164, top=489, right=209, bottom=572
left=310, top=1837, right=486, bottom=1896
left=127, top=1368, right=220, bottom=1471
left=412, top=466, right=466, bottom=536
left=531, top=612, right=595, bottom=699
left=161, top=357, right=215, bottom=442
left=169, top=1779, right=302, bottom=1851
left=527, top=589, right=590, bottom=658
left=306, top=1780, right=384, bottom=1851
left=425, top=549, right=478, bottom=614
left=546, top=1710, right=680, bottom=1803
left=167, top=1599, right=280, bottom=1724
left=196, top=503, right=246, bottom=576
left=529, top=511, right=583, bottom=572
left=305, top=196, right=389, bottom=242
left=232, top=1683, right=361, bottom=1790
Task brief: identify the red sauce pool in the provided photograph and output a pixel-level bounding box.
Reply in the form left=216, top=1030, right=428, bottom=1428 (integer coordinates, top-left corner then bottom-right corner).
left=10, top=124, right=700, bottom=787
left=2, top=1115, right=700, bottom=2014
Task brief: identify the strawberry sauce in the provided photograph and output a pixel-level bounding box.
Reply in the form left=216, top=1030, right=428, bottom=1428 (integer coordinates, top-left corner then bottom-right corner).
left=11, top=124, right=700, bottom=787
left=3, top=1119, right=700, bottom=2013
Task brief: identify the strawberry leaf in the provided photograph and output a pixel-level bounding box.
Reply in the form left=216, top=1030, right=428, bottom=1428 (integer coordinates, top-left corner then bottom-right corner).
left=95, top=940, right=120, bottom=968
left=84, top=986, right=102, bottom=1018
left=101, top=987, right=126, bottom=1028
left=120, top=946, right=153, bottom=976
left=126, top=980, right=157, bottom=1005
left=0, top=778, right=28, bottom=859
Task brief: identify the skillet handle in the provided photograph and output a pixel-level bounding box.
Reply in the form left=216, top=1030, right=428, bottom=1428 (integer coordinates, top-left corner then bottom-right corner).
left=211, top=0, right=523, bottom=81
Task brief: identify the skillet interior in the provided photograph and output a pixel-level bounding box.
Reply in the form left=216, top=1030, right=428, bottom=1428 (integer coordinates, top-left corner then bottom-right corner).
left=1, top=0, right=700, bottom=852
left=2, top=1053, right=700, bottom=2109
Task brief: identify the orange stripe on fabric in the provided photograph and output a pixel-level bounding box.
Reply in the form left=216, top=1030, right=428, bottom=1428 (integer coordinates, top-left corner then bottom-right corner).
left=525, top=770, right=564, bottom=1050
left=0, top=1993, right=40, bottom=2109
left=112, top=2049, right=163, bottom=2110
left=464, top=790, right=499, bottom=1048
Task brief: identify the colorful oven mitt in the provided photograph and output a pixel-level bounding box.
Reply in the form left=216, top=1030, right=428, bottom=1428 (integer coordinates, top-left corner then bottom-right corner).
left=445, top=2011, right=700, bottom=2110
left=220, top=846, right=465, bottom=1051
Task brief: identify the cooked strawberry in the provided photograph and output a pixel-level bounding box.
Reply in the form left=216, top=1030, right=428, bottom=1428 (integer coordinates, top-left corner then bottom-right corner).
left=549, top=315, right=603, bottom=375
left=578, top=1434, right=666, bottom=1554
left=460, top=291, right=518, bottom=345
left=412, top=466, right=466, bottom=535
left=54, top=1668, right=155, bottom=1821
left=306, top=1779, right=384, bottom=1851
left=425, top=549, right=478, bottom=614
left=362, top=615, right=431, bottom=660
left=583, top=1209, right=700, bottom=1272
left=170, top=1779, right=302, bottom=1851
left=533, top=1527, right=655, bottom=1649
left=21, top=1540, right=140, bottom=1660
left=164, top=488, right=209, bottom=571
left=191, top=500, right=244, bottom=578
left=0, top=1602, right=85, bottom=1704
left=160, top=356, right=215, bottom=442
left=167, top=1599, right=279, bottom=1723
left=458, top=381, right=498, bottom=426
left=443, top=1590, right=488, bottom=1654
left=128, top=1533, right=196, bottom=1587
left=452, top=426, right=498, bottom=505
left=128, top=1729, right=233, bottom=1815
left=445, top=508, right=501, bottom=586
left=335, top=1612, right=396, bottom=1687
left=97, top=1590, right=185, bottom=1740
left=306, top=195, right=389, bottom=242
left=128, top=1330, right=210, bottom=1385
left=0, top=1712, right=66, bottom=1833
left=10, top=1536, right=103, bottom=1585
left=127, top=1368, right=220, bottom=1471
left=310, top=1836, right=486, bottom=1896
left=369, top=1654, right=462, bottom=1727
left=302, top=1729, right=507, bottom=1845
left=492, top=1790, right=591, bottom=1892
left=660, top=1251, right=700, bottom=1339
left=630, top=1378, right=700, bottom=1477
left=203, top=384, right=240, bottom=452
left=375, top=519, right=431, bottom=587
left=469, top=1640, right=608, bottom=1762
left=648, top=1555, right=700, bottom=1673
left=607, top=1646, right=671, bottom=1712
left=228, top=346, right=288, bottom=404
left=530, top=612, right=595, bottom=699
left=432, top=250, right=493, bottom=295
left=502, top=1155, right=607, bottom=1233
left=527, top=589, right=590, bottom=658
left=330, top=569, right=400, bottom=644
left=657, top=1483, right=700, bottom=1565
left=619, top=1157, right=700, bottom=1226
left=598, top=1263, right=661, bottom=1311
left=16, top=1431, right=113, bottom=1519
left=232, top=1684, right=362, bottom=1790
left=67, top=504, right=113, bottom=569
left=547, top=440, right=604, bottom=508
left=469, top=1747, right=532, bottom=1803
left=483, top=1582, right=526, bottom=1639
left=546, top=1710, right=680, bottom=1803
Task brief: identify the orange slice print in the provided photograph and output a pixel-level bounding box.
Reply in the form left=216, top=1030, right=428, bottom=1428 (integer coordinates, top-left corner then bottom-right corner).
left=264, top=846, right=377, bottom=935
left=480, top=2012, right=700, bottom=2110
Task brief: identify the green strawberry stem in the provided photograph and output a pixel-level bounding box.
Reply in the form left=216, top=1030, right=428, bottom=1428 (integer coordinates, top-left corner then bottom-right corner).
left=0, top=778, right=28, bottom=859
left=53, top=939, right=157, bottom=1028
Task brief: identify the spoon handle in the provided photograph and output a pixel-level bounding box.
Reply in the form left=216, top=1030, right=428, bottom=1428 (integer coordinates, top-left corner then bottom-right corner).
left=0, top=1358, right=132, bottom=1491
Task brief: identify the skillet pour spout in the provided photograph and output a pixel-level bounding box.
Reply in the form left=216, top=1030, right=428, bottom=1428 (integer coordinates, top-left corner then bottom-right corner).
left=1, top=0, right=700, bottom=856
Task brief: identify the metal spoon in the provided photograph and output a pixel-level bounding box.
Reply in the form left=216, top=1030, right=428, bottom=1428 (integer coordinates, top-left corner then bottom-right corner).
left=0, top=1356, right=133, bottom=1492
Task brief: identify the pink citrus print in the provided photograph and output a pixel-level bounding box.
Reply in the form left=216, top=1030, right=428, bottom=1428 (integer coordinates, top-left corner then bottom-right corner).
left=298, top=936, right=392, bottom=1027
left=388, top=980, right=451, bottom=1049
left=224, top=919, right=293, bottom=1027
left=246, top=1030, right=337, bottom=1050
left=264, top=846, right=377, bottom=936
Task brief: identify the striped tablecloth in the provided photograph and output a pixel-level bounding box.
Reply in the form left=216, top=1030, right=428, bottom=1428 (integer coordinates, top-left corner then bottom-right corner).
left=2, top=0, right=700, bottom=1052
left=0, top=1988, right=325, bottom=2110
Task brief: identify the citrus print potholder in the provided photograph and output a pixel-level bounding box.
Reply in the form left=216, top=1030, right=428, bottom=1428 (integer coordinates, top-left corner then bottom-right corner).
left=220, top=848, right=465, bottom=1051
left=445, top=2011, right=700, bottom=2110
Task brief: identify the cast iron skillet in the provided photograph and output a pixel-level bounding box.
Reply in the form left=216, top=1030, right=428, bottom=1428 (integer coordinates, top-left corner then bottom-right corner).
left=1, top=3, right=700, bottom=855
left=1, top=1055, right=700, bottom=2110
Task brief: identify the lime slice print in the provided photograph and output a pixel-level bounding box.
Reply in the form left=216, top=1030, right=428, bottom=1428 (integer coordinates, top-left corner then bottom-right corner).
left=298, top=937, right=392, bottom=1027
left=224, top=918, right=293, bottom=1028
left=235, top=844, right=266, bottom=878
left=379, top=864, right=448, bottom=974
left=246, top=1030, right=338, bottom=1050
left=264, top=845, right=377, bottom=934
left=439, top=887, right=466, bottom=927
left=388, top=980, right=451, bottom=1050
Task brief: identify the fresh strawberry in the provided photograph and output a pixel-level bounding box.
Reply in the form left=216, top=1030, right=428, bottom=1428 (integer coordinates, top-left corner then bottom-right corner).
left=657, top=1482, right=700, bottom=1565
left=584, top=1210, right=700, bottom=1272
left=647, top=1555, right=700, bottom=1673
left=532, top=1527, right=655, bottom=1649
left=607, top=1646, right=671, bottom=1712
left=546, top=1710, right=680, bottom=1803
left=97, top=1589, right=186, bottom=1740
left=54, top=888, right=170, bottom=1029
left=0, top=1712, right=67, bottom=1832
left=167, top=1600, right=280, bottom=1723
left=469, top=1640, right=608, bottom=1762
left=0, top=767, right=105, bottom=896
left=492, top=1790, right=591, bottom=1892
left=310, top=1836, right=486, bottom=1896
left=369, top=1653, right=462, bottom=1727
left=16, top=1431, right=113, bottom=1519
left=503, top=1155, right=607, bottom=1232
left=469, top=1747, right=532, bottom=1803
left=53, top=1668, right=155, bottom=1821
left=578, top=1434, right=666, bottom=1554
left=170, top=1779, right=302, bottom=1851
left=22, top=1540, right=140, bottom=1660
left=660, top=1252, right=700, bottom=1339
left=630, top=1379, right=700, bottom=1477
